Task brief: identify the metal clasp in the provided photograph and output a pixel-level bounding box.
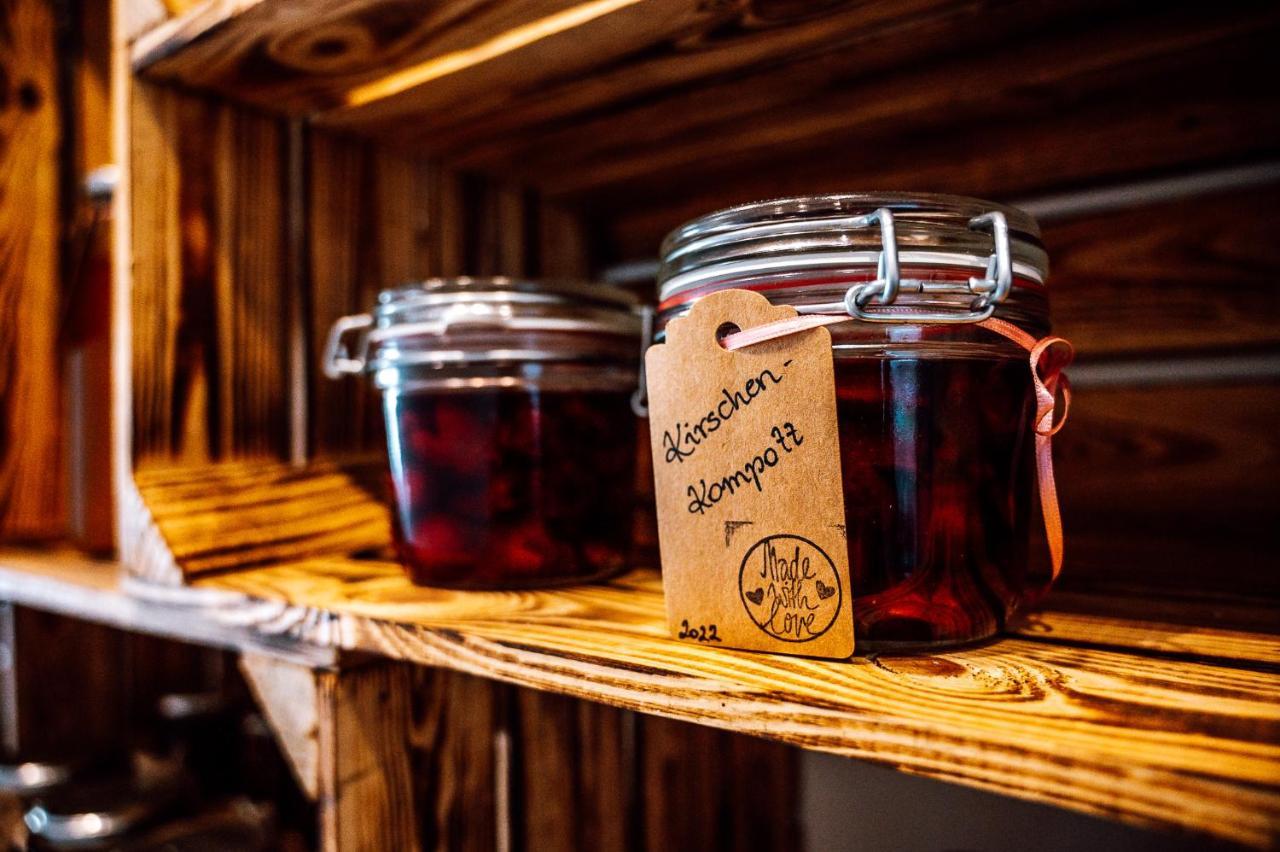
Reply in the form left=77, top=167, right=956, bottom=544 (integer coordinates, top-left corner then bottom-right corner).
left=631, top=305, right=653, bottom=417
left=322, top=313, right=373, bottom=378
left=843, top=209, right=1013, bottom=324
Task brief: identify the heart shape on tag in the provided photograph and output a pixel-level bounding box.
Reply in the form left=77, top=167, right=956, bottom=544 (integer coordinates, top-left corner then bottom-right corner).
left=745, top=587, right=765, bottom=606
left=816, top=580, right=835, bottom=600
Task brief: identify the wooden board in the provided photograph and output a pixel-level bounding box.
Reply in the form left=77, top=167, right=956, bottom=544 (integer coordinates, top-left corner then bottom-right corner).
left=0, top=546, right=340, bottom=666
left=129, top=81, right=290, bottom=467
left=316, top=660, right=419, bottom=852
left=10, top=537, right=1280, bottom=846
left=125, top=458, right=391, bottom=582
left=181, top=558, right=1280, bottom=847
left=131, top=1, right=1280, bottom=261
left=0, top=0, right=63, bottom=539
left=105, top=456, right=1280, bottom=841
left=1055, top=381, right=1280, bottom=601
left=134, top=0, right=605, bottom=112
left=410, top=667, right=504, bottom=852
left=1045, top=186, right=1280, bottom=357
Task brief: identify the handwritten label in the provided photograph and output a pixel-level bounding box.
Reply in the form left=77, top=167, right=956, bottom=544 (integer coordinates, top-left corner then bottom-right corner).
left=646, top=289, right=854, bottom=659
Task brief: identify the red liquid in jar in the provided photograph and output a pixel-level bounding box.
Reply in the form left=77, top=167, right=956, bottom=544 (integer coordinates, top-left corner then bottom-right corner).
left=385, top=388, right=637, bottom=588
left=836, top=355, right=1046, bottom=648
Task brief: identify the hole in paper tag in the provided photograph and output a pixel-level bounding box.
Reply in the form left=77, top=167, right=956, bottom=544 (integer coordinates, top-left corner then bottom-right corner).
left=646, top=289, right=854, bottom=659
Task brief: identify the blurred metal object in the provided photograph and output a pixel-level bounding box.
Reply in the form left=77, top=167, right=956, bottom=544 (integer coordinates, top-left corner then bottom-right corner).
left=0, top=761, right=72, bottom=794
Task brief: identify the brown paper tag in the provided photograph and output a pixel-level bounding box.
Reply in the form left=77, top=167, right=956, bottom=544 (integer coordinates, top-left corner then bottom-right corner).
left=646, top=289, right=853, bottom=659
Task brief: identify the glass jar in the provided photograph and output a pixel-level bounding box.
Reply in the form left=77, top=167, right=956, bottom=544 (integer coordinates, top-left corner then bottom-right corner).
left=657, top=193, right=1054, bottom=650
left=324, top=278, right=642, bottom=589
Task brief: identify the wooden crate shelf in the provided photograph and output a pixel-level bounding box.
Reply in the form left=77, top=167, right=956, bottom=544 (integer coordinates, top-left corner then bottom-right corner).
left=88, top=459, right=1280, bottom=846
left=95, top=2, right=1280, bottom=846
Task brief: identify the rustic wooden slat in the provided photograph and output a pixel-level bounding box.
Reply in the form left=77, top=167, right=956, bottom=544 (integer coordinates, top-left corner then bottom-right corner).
left=307, top=129, right=435, bottom=457
left=0, top=0, right=63, bottom=539
left=1055, top=381, right=1280, bottom=602
left=514, top=690, right=635, bottom=852
left=638, top=715, right=798, bottom=852
left=538, top=201, right=590, bottom=280
left=316, top=660, right=420, bottom=852
left=306, top=130, right=379, bottom=457
left=483, top=6, right=1276, bottom=196
left=1045, top=186, right=1280, bottom=357
left=0, top=546, right=340, bottom=666
left=340, top=0, right=1050, bottom=153
left=134, top=0, right=713, bottom=114
left=125, top=452, right=1280, bottom=661
left=604, top=35, right=1280, bottom=256
left=5, top=539, right=1279, bottom=846
left=218, top=103, right=289, bottom=459
left=130, top=459, right=391, bottom=579
left=130, top=82, right=290, bottom=467
left=182, top=558, right=1280, bottom=846
left=240, top=652, right=324, bottom=798
left=410, top=668, right=503, bottom=852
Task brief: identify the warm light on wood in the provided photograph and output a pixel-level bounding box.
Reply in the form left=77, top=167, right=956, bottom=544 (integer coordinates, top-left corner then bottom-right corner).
left=341, top=0, right=645, bottom=109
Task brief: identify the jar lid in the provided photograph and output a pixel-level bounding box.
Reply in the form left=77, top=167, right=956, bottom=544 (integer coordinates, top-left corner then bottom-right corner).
left=324, top=277, right=643, bottom=378
left=658, top=193, right=1049, bottom=324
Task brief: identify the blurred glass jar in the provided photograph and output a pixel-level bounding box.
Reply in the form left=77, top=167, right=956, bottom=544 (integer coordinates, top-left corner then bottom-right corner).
left=325, top=278, right=643, bottom=589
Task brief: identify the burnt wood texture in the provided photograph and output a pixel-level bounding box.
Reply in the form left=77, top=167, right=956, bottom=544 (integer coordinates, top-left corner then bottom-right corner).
left=0, top=0, right=63, bottom=539
left=183, top=556, right=1276, bottom=847
left=128, top=1, right=1280, bottom=256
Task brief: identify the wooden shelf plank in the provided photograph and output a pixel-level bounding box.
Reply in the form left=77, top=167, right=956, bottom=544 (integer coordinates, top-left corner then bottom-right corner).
left=8, top=526, right=1280, bottom=844
left=117, top=455, right=1280, bottom=839
left=105, top=459, right=1280, bottom=845
left=0, top=547, right=339, bottom=666
left=190, top=559, right=1280, bottom=847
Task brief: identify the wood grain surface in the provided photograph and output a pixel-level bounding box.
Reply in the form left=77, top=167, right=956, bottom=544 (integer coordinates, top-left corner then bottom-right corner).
left=130, top=0, right=1280, bottom=262
left=129, top=458, right=392, bottom=580
left=182, top=558, right=1280, bottom=846
left=316, top=660, right=420, bottom=852
left=0, top=546, right=340, bottom=665
left=130, top=82, right=290, bottom=467
left=1046, top=186, right=1280, bottom=357
left=410, top=667, right=504, bottom=852
left=113, top=455, right=1280, bottom=840
left=306, top=128, right=440, bottom=457
left=0, top=0, right=63, bottom=539
left=1055, top=381, right=1280, bottom=601
left=134, top=0, right=592, bottom=110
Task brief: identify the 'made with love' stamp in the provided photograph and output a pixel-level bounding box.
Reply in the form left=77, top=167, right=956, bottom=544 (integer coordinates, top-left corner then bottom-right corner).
left=739, top=534, right=842, bottom=642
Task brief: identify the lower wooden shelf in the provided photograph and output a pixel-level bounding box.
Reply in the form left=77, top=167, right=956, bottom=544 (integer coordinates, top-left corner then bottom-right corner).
left=2, top=545, right=1276, bottom=845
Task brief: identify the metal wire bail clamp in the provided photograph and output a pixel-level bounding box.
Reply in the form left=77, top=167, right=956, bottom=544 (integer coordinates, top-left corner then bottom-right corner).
left=842, top=208, right=1014, bottom=324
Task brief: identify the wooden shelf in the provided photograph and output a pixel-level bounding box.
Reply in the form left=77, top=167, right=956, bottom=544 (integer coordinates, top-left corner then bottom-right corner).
left=6, top=551, right=1279, bottom=845
left=128, top=1, right=1280, bottom=252
left=0, top=547, right=339, bottom=667
left=91, top=460, right=1280, bottom=845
